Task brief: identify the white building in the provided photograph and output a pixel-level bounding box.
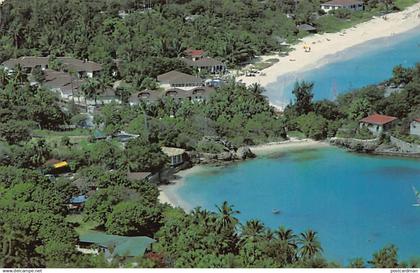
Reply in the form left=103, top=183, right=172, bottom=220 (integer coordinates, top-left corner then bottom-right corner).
left=321, top=0, right=364, bottom=12
left=162, top=147, right=186, bottom=166
left=157, top=70, right=204, bottom=91
left=359, top=114, right=398, bottom=136
left=410, top=119, right=420, bottom=136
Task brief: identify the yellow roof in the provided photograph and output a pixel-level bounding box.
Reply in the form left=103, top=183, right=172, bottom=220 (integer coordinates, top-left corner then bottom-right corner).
left=161, top=147, right=185, bottom=157
left=53, top=161, right=69, bottom=169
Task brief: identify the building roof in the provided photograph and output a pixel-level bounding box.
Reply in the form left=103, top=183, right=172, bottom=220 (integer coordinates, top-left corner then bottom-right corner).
left=57, top=57, right=102, bottom=72
left=70, top=195, right=88, bottom=204
left=297, top=24, right=317, bottom=31
left=162, top=147, right=185, bottom=157
left=157, top=70, right=203, bottom=85
left=414, top=118, right=420, bottom=123
left=1, top=56, right=102, bottom=72
left=183, top=57, right=226, bottom=68
left=79, top=231, right=155, bottom=257
left=93, top=130, right=107, bottom=139
left=360, top=114, right=398, bottom=125
left=322, top=0, right=363, bottom=6
left=184, top=49, right=206, bottom=57
left=127, top=172, right=152, bottom=182
left=129, top=90, right=161, bottom=104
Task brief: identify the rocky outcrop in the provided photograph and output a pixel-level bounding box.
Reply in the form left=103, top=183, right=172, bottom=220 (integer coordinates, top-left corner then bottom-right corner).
left=329, top=137, right=380, bottom=152
left=189, top=146, right=256, bottom=165
left=236, top=146, right=256, bottom=160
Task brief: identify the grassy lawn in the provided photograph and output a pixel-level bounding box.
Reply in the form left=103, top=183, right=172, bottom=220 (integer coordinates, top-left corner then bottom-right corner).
left=394, top=0, right=419, bottom=9
left=315, top=11, right=376, bottom=33
left=32, top=129, right=91, bottom=146
left=66, top=214, right=99, bottom=235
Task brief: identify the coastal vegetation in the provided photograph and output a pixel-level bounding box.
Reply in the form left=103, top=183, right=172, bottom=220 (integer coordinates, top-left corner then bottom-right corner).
left=0, top=0, right=407, bottom=88
left=285, top=63, right=420, bottom=143
left=0, top=0, right=419, bottom=269
left=1, top=59, right=419, bottom=267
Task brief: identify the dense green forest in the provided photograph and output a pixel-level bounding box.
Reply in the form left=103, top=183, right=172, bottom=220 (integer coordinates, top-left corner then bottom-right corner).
left=0, top=0, right=402, bottom=87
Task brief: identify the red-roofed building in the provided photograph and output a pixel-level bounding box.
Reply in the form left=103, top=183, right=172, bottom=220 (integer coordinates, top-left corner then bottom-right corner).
left=360, top=114, right=398, bottom=136
left=184, top=49, right=207, bottom=61
left=410, top=118, right=420, bottom=136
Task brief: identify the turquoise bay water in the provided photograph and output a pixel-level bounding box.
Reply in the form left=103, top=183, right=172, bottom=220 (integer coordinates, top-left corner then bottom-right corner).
left=176, top=147, right=420, bottom=263
left=265, top=29, right=420, bottom=107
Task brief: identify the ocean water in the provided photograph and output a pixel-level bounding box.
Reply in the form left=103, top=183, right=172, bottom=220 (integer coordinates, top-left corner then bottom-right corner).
left=265, top=29, right=420, bottom=107
left=175, top=147, right=420, bottom=263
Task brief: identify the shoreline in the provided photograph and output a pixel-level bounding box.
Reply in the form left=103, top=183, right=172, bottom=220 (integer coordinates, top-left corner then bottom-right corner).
left=237, top=2, right=420, bottom=102
left=158, top=139, right=328, bottom=208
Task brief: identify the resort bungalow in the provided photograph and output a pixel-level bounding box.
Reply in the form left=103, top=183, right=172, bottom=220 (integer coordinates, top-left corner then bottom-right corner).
left=2, top=56, right=102, bottom=78
left=182, top=49, right=227, bottom=74
left=57, top=57, right=102, bottom=78
left=162, top=147, right=186, bottom=167
left=44, top=159, right=70, bottom=175
left=43, top=70, right=84, bottom=102
left=161, top=86, right=216, bottom=103
left=2, top=56, right=49, bottom=73
left=321, top=0, right=364, bottom=12
left=359, top=114, right=398, bottom=136
left=77, top=231, right=155, bottom=258
left=410, top=118, right=420, bottom=136
left=129, top=86, right=215, bottom=105
left=182, top=57, right=227, bottom=74
left=68, top=194, right=88, bottom=212
left=157, top=70, right=204, bottom=91
left=129, top=90, right=161, bottom=106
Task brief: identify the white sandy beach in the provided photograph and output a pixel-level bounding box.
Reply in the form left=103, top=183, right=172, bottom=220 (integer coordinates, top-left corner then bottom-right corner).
left=158, top=139, right=328, bottom=207
left=237, top=2, right=420, bottom=91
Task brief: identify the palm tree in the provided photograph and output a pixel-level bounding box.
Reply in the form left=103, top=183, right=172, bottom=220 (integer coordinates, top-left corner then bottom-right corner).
left=81, top=78, right=99, bottom=111
left=0, top=69, right=10, bottom=88
left=191, top=207, right=214, bottom=228
left=96, top=75, right=111, bottom=105
left=11, top=64, right=28, bottom=86
left=68, top=68, right=77, bottom=102
left=276, top=226, right=298, bottom=263
left=277, top=226, right=298, bottom=248
left=240, top=219, right=265, bottom=243
left=215, top=201, right=240, bottom=232
left=298, top=230, right=323, bottom=259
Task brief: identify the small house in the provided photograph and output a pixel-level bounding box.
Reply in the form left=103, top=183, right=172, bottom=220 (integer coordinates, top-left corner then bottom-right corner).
left=162, top=147, right=186, bottom=167
left=77, top=232, right=155, bottom=258
left=157, top=70, right=204, bottom=91
left=360, top=114, right=397, bottom=136
left=45, top=159, right=70, bottom=174
left=410, top=118, right=420, bottom=136
left=68, top=194, right=88, bottom=211
left=321, top=0, right=364, bottom=12
left=93, top=130, right=107, bottom=141
left=182, top=57, right=227, bottom=74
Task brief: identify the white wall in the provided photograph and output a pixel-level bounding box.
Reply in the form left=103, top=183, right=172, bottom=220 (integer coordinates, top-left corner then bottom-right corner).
left=410, top=121, right=420, bottom=136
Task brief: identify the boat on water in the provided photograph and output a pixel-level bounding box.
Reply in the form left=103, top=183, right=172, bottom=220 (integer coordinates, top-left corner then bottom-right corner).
left=272, top=209, right=280, bottom=214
